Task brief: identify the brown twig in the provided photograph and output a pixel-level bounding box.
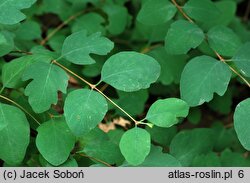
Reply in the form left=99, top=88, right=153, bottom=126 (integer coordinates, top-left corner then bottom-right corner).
left=171, top=0, right=194, bottom=23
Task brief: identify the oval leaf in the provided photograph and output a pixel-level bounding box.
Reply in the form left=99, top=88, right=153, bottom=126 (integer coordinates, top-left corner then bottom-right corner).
left=207, top=25, right=242, bottom=57
left=0, top=103, right=30, bottom=165
left=234, top=98, right=250, bottom=150
left=61, top=30, right=114, bottom=65
left=165, top=20, right=204, bottom=55
left=36, top=119, right=75, bottom=166
left=119, top=127, right=150, bottom=166
left=146, top=98, right=189, bottom=127
left=64, top=89, right=108, bottom=136
left=137, top=0, right=176, bottom=25
left=101, top=51, right=161, bottom=92
left=180, top=56, right=231, bottom=107
left=183, top=0, right=220, bottom=23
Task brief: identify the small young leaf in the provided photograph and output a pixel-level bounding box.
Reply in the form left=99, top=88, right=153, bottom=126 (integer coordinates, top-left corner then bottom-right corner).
left=137, top=0, right=176, bottom=25
left=119, top=127, right=150, bottom=166
left=165, top=20, right=204, bottom=55
left=0, top=0, right=37, bottom=25
left=146, top=98, right=189, bottom=128
left=61, top=30, right=114, bottom=65
left=234, top=98, right=250, bottom=151
left=0, top=103, right=30, bottom=165
left=183, top=0, right=220, bottom=23
left=207, top=25, right=242, bottom=57
left=23, top=62, right=69, bottom=113
left=180, top=56, right=231, bottom=107
left=101, top=51, right=161, bottom=92
left=232, top=42, right=250, bottom=77
left=36, top=119, right=75, bottom=166
left=64, top=89, right=108, bottom=136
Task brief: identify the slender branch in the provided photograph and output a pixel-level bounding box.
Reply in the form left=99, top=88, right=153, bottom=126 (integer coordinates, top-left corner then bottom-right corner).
left=0, top=95, right=41, bottom=125
left=40, top=10, right=84, bottom=45
left=78, top=153, right=113, bottom=167
left=11, top=50, right=32, bottom=55
left=214, top=51, right=250, bottom=88
left=95, top=87, right=139, bottom=125
left=52, top=60, right=95, bottom=88
left=172, top=0, right=250, bottom=88
left=52, top=60, right=139, bottom=125
left=171, top=0, right=194, bottom=23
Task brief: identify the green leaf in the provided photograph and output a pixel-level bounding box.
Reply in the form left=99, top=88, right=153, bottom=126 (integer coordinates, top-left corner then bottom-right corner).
left=0, top=103, right=30, bottom=165
left=71, top=13, right=105, bottom=34
left=212, top=122, right=232, bottom=152
left=180, top=56, right=231, bottom=107
left=36, top=119, right=75, bottom=166
left=22, top=62, right=69, bottom=113
left=115, top=90, right=148, bottom=116
left=138, top=146, right=181, bottom=167
left=0, top=31, right=14, bottom=56
left=14, top=20, right=41, bottom=40
left=146, top=126, right=177, bottom=147
left=103, top=3, right=128, bottom=35
left=137, top=0, right=176, bottom=25
left=146, top=98, right=189, bottom=128
left=39, top=156, right=78, bottom=167
left=234, top=98, right=250, bottom=151
left=232, top=42, right=250, bottom=77
left=200, top=1, right=236, bottom=30
left=119, top=127, right=150, bottom=166
left=2, top=56, right=35, bottom=88
left=64, top=89, right=108, bottom=136
left=208, top=89, right=233, bottom=115
left=170, top=128, right=215, bottom=166
left=183, top=0, right=220, bottom=23
left=191, top=152, right=221, bottom=167
left=207, top=25, right=242, bottom=57
left=148, top=47, right=187, bottom=85
left=122, top=146, right=181, bottom=167
left=82, top=139, right=124, bottom=165
left=0, top=0, right=37, bottom=25
left=165, top=20, right=204, bottom=55
left=220, top=149, right=250, bottom=167
left=101, top=51, right=161, bottom=92
left=133, top=20, right=172, bottom=43
left=61, top=30, right=114, bottom=65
